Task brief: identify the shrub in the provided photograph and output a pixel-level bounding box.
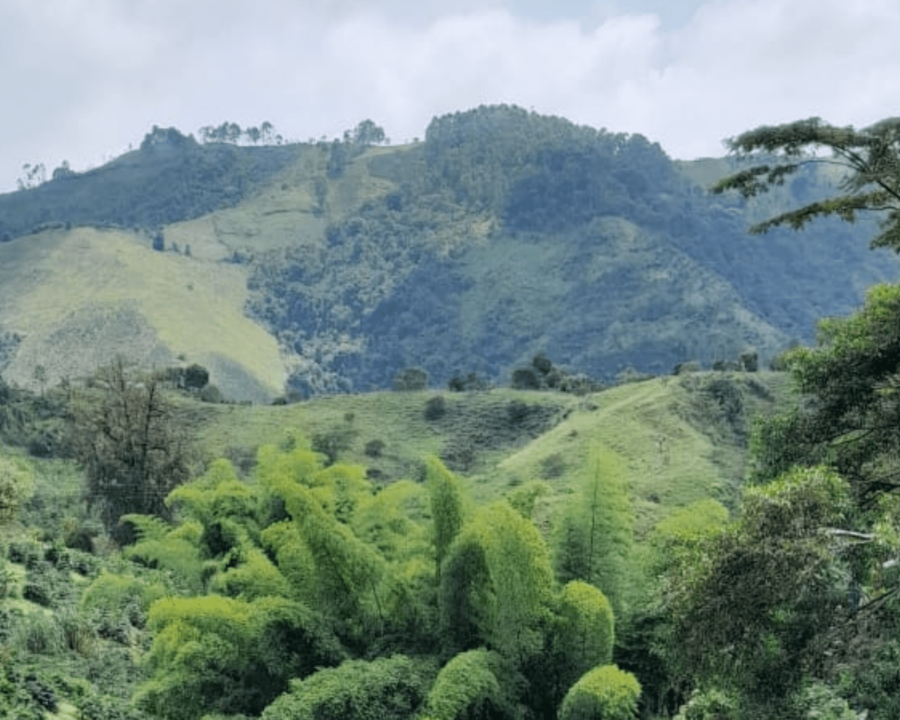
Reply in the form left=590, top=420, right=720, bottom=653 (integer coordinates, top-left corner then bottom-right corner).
left=426, top=649, right=515, bottom=720
left=673, top=688, right=739, bottom=720
left=507, top=400, right=530, bottom=423
left=260, top=655, right=433, bottom=720
left=24, top=673, right=58, bottom=713
left=540, top=453, right=566, bottom=480
left=184, top=364, right=210, bottom=390
left=10, top=612, right=64, bottom=655
left=7, top=539, right=42, bottom=567
left=57, top=606, right=97, bottom=655
left=553, top=582, right=616, bottom=692
left=0, top=455, right=34, bottom=523
left=199, top=384, right=223, bottom=403
left=311, top=426, right=355, bottom=466
left=425, top=396, right=447, bottom=421
left=739, top=348, right=759, bottom=372
left=79, top=693, right=148, bottom=720
left=22, top=566, right=57, bottom=607
left=615, top=367, right=654, bottom=385
left=448, top=372, right=489, bottom=392
left=511, top=368, right=540, bottom=390
left=533, top=353, right=553, bottom=375
left=712, top=359, right=741, bottom=371
left=559, top=665, right=641, bottom=720
left=673, top=361, right=701, bottom=375
left=364, top=439, right=385, bottom=458
left=394, top=368, right=428, bottom=391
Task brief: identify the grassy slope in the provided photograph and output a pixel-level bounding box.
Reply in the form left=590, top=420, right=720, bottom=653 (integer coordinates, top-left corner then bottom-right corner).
left=194, top=388, right=577, bottom=483
left=0, top=227, right=285, bottom=402
left=165, top=144, right=402, bottom=262
left=0, top=144, right=407, bottom=402
left=194, top=371, right=788, bottom=536
left=479, top=372, right=788, bottom=536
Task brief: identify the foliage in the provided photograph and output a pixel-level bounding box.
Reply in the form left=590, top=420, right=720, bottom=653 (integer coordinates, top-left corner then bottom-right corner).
left=256, top=445, right=386, bottom=643
left=712, top=116, right=900, bottom=251
left=364, top=438, right=385, bottom=457
left=394, top=367, right=429, bottom=391
left=505, top=480, right=551, bottom=519
left=259, top=654, right=433, bottom=720
left=554, top=447, right=634, bottom=617
left=350, top=479, right=437, bottom=648
left=559, top=664, right=641, bottom=720
left=165, top=458, right=259, bottom=550
left=0, top=453, right=34, bottom=523
left=836, top=634, right=900, bottom=718
left=750, top=283, right=900, bottom=503
left=664, top=466, right=853, bottom=714
left=121, top=514, right=207, bottom=595
left=511, top=354, right=603, bottom=394
left=71, top=358, right=192, bottom=543
left=0, top=662, right=63, bottom=719
left=0, top=130, right=302, bottom=238
left=553, top=581, right=615, bottom=690
left=426, top=456, right=465, bottom=578
left=672, top=687, right=738, bottom=720
left=425, top=649, right=515, bottom=720
left=788, top=682, right=862, bottom=720
left=425, top=395, right=448, bottom=421
left=9, top=611, right=64, bottom=655
left=447, top=372, right=490, bottom=392
left=245, top=105, right=892, bottom=396
left=439, top=525, right=494, bottom=654
left=81, top=571, right=167, bottom=640
left=442, top=501, right=555, bottom=665
left=136, top=594, right=343, bottom=720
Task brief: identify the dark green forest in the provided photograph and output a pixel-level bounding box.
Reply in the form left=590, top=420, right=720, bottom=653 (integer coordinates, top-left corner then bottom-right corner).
left=245, top=107, right=899, bottom=393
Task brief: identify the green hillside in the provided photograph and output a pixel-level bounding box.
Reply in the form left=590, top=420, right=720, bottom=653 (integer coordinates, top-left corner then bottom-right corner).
left=0, top=227, right=285, bottom=403
left=1, top=109, right=897, bottom=719
left=0, top=364, right=787, bottom=720
left=0, top=105, right=897, bottom=401
left=190, top=370, right=786, bottom=536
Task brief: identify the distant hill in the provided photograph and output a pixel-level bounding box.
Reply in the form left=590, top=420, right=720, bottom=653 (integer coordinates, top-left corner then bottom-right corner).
left=0, top=106, right=897, bottom=399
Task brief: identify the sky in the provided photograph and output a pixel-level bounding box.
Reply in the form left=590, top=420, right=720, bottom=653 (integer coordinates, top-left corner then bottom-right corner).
left=1, top=0, right=899, bottom=192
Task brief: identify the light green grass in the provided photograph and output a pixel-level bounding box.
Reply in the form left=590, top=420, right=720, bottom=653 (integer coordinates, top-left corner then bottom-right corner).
left=196, top=389, right=577, bottom=483
left=195, top=374, right=786, bottom=537
left=0, top=227, right=285, bottom=402
left=475, top=373, right=786, bottom=536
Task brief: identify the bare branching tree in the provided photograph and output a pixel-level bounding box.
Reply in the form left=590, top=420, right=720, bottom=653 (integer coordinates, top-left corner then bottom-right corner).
left=71, top=357, right=192, bottom=544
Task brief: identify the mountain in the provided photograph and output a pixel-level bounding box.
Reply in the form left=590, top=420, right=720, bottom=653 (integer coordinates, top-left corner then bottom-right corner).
left=0, top=107, right=897, bottom=399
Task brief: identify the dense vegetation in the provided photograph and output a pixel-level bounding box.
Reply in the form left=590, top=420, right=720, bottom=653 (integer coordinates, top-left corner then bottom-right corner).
left=245, top=106, right=898, bottom=393
left=0, top=127, right=304, bottom=240
left=4, top=110, right=900, bottom=718
left=3, top=106, right=897, bottom=400
left=0, top=379, right=645, bottom=718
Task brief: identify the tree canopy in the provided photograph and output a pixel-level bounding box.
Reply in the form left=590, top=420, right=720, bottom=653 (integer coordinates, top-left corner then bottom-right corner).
left=712, top=117, right=900, bottom=250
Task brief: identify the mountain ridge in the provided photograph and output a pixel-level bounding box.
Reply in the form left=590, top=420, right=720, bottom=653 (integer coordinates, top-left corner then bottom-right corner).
left=0, top=105, right=897, bottom=399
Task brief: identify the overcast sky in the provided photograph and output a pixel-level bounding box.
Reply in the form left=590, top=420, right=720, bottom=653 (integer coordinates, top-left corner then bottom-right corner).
left=1, top=0, right=898, bottom=192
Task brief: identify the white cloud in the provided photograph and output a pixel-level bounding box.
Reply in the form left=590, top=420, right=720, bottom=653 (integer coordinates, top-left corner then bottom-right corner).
left=1, top=0, right=899, bottom=190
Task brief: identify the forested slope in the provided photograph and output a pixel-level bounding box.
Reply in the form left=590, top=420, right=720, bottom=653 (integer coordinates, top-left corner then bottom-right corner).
left=1, top=106, right=897, bottom=398
left=0, top=367, right=786, bottom=719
